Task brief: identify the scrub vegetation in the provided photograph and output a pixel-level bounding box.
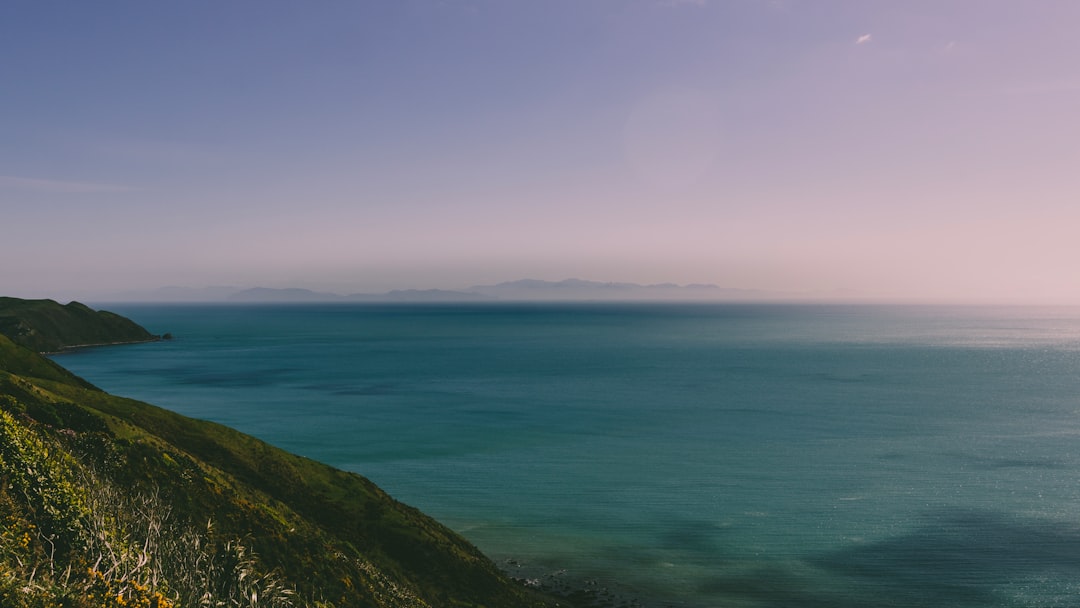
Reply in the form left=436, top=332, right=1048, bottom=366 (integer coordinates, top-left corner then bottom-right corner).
left=0, top=298, right=550, bottom=608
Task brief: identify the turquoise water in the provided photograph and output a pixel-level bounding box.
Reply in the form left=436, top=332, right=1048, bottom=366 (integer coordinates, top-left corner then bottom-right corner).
left=55, top=303, right=1080, bottom=606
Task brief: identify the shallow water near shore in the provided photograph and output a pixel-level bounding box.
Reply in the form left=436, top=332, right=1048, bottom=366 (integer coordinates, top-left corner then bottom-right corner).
left=56, top=303, right=1080, bottom=606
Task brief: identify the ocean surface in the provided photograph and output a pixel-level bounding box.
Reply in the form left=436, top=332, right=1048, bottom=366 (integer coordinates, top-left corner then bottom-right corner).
left=53, top=303, right=1080, bottom=607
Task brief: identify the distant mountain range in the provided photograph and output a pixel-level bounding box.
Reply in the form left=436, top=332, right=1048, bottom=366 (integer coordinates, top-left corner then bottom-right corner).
left=467, top=279, right=774, bottom=301
left=100, top=279, right=784, bottom=303
left=227, top=287, right=493, bottom=303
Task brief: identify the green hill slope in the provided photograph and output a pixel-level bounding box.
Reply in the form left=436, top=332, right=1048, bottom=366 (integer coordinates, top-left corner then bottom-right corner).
left=0, top=297, right=159, bottom=353
left=0, top=299, right=550, bottom=608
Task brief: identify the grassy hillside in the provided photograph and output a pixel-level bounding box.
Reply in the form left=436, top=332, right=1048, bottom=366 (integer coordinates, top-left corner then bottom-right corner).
left=0, top=299, right=551, bottom=608
left=0, top=297, right=159, bottom=353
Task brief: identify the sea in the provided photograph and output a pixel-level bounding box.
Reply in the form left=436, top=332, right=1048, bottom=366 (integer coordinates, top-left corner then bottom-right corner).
left=52, top=303, right=1080, bottom=607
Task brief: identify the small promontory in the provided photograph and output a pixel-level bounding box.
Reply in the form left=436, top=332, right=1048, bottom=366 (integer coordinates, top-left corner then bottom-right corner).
left=0, top=297, right=158, bottom=352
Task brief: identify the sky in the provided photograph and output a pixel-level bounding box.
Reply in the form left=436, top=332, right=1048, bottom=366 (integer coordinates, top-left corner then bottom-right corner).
left=3, top=0, right=1079, bottom=303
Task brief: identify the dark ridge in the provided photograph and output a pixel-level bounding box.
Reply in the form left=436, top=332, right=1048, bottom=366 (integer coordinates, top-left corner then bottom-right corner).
left=0, top=296, right=159, bottom=353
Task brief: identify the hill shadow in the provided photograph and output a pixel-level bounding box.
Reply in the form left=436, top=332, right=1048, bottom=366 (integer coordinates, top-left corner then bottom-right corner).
left=695, top=507, right=1080, bottom=607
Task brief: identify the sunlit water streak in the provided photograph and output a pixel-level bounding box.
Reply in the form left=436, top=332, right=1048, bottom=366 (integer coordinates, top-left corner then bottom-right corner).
left=56, top=303, right=1080, bottom=607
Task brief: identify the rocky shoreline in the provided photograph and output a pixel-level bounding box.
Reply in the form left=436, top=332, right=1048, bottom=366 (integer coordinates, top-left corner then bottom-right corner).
left=502, top=558, right=695, bottom=608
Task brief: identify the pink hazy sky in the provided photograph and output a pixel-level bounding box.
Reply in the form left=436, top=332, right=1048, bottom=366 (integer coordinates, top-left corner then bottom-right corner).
left=3, top=1, right=1079, bottom=302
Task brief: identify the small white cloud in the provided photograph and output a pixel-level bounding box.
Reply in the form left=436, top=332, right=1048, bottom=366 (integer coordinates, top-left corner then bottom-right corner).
left=856, top=34, right=872, bottom=45
left=944, top=41, right=956, bottom=52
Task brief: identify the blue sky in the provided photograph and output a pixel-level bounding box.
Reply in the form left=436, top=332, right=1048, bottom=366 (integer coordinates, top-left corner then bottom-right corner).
left=4, top=1, right=1080, bottom=302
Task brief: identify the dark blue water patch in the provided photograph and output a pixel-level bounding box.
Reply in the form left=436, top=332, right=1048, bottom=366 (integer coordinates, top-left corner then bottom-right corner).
left=654, top=517, right=736, bottom=558
left=300, top=382, right=398, bottom=396
left=805, top=508, right=1080, bottom=606
left=683, top=509, right=1080, bottom=607
left=156, top=364, right=301, bottom=388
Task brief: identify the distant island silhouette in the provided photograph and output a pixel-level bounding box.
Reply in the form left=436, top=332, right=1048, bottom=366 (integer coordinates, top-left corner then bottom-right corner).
left=101, top=279, right=786, bottom=303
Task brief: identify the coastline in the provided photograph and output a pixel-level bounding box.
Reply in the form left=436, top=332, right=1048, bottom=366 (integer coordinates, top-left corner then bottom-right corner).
left=17, top=347, right=552, bottom=604
left=497, top=553, right=691, bottom=608
left=44, top=336, right=164, bottom=355
left=507, top=565, right=651, bottom=608
left=42, top=342, right=646, bottom=606
left=38, top=332, right=654, bottom=606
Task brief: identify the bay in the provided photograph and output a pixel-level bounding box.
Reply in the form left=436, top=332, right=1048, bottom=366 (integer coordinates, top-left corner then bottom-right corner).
left=54, top=303, right=1080, bottom=606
